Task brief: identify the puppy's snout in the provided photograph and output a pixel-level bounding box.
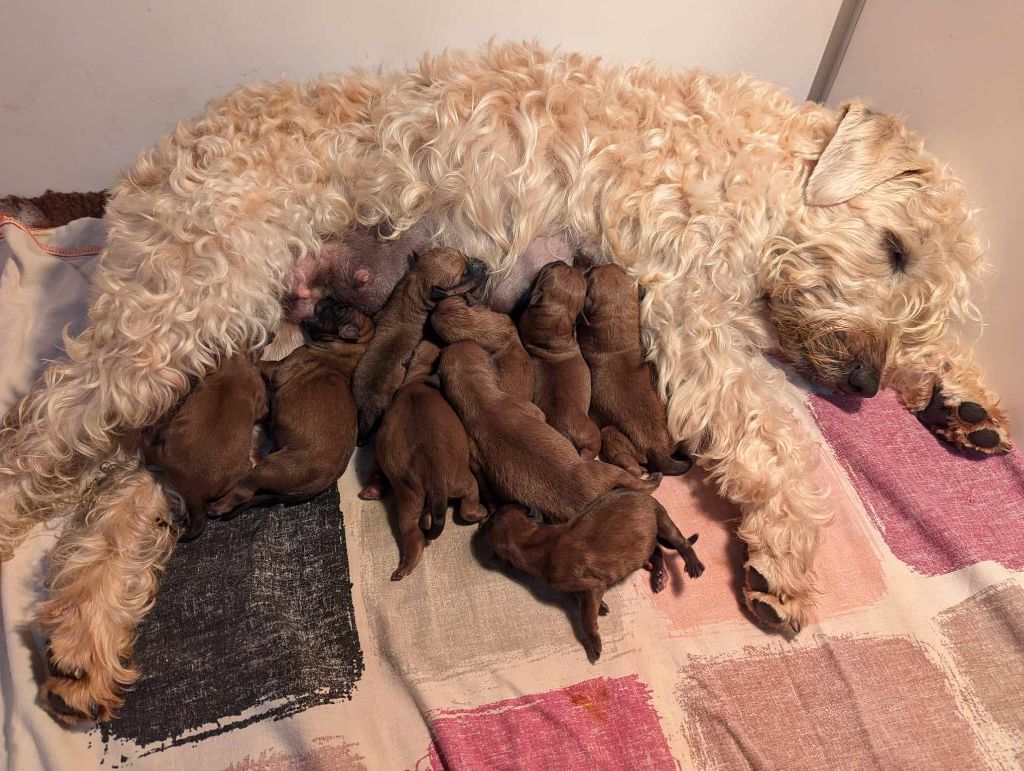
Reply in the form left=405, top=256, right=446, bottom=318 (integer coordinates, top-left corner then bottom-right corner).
left=466, top=258, right=487, bottom=283
left=846, top=360, right=879, bottom=397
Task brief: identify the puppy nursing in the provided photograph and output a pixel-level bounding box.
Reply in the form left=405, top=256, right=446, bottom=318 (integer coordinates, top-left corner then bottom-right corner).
left=579, top=266, right=692, bottom=477
left=375, top=340, right=484, bottom=580
left=518, top=261, right=600, bottom=459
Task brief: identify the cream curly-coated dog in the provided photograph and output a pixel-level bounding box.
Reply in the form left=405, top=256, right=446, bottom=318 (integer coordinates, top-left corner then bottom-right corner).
left=0, top=42, right=1010, bottom=722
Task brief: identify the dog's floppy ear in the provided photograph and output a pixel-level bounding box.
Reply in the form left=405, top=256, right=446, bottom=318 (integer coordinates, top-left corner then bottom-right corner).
left=805, top=102, right=919, bottom=207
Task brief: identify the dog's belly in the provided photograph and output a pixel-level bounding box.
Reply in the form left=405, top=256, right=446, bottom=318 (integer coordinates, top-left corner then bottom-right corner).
left=286, top=225, right=579, bottom=320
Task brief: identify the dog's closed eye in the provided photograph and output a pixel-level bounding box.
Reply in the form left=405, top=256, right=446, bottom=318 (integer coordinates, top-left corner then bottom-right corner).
left=883, top=229, right=909, bottom=274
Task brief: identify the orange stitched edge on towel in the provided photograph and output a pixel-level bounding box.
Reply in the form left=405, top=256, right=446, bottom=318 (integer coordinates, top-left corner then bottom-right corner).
left=0, top=215, right=103, bottom=257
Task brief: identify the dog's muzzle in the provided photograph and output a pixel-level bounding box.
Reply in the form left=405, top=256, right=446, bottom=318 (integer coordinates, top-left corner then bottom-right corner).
left=844, top=360, right=880, bottom=397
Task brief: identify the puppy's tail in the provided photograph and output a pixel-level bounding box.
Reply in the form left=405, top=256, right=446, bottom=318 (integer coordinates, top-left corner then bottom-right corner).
left=422, top=488, right=447, bottom=540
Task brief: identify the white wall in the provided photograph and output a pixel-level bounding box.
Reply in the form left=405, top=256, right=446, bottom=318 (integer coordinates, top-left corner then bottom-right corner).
left=830, top=0, right=1024, bottom=427
left=0, top=0, right=840, bottom=194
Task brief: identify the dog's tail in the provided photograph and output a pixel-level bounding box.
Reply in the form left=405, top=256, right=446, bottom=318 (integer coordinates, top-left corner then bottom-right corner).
left=422, top=488, right=448, bottom=540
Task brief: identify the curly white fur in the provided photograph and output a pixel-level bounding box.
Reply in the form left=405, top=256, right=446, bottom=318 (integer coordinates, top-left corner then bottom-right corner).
left=0, top=42, right=1009, bottom=719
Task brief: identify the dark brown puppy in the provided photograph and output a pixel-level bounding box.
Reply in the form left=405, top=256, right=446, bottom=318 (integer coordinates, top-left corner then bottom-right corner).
left=430, top=296, right=534, bottom=401
left=376, top=340, right=485, bottom=580
left=488, top=489, right=703, bottom=661
left=207, top=303, right=373, bottom=517
left=352, top=246, right=487, bottom=443
left=438, top=341, right=659, bottom=523
left=143, top=354, right=268, bottom=540
left=578, top=265, right=691, bottom=477
left=518, top=261, right=600, bottom=459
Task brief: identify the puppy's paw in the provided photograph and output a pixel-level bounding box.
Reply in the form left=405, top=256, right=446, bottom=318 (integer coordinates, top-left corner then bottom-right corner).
left=917, top=384, right=1011, bottom=455
left=742, top=555, right=806, bottom=634
left=584, top=634, right=602, bottom=663
left=681, top=539, right=705, bottom=579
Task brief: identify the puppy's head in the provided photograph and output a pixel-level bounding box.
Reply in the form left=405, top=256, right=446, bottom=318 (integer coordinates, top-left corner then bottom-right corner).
left=581, top=264, right=638, bottom=327
left=431, top=296, right=518, bottom=352
left=486, top=503, right=544, bottom=563
left=521, top=261, right=587, bottom=340
left=766, top=101, right=987, bottom=397
left=411, top=247, right=488, bottom=304
left=308, top=300, right=375, bottom=344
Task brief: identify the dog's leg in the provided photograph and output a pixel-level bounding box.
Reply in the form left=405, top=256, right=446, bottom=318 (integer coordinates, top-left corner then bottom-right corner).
left=654, top=503, right=704, bottom=579
left=577, top=588, right=605, bottom=662
left=647, top=547, right=668, bottom=593
left=392, top=484, right=426, bottom=580
left=38, top=465, right=177, bottom=724
left=890, top=342, right=1011, bottom=455
left=646, top=294, right=826, bottom=632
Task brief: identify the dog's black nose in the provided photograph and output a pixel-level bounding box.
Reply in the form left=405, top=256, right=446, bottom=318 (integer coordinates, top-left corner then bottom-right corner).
left=846, top=360, right=879, bottom=397
left=466, top=259, right=487, bottom=282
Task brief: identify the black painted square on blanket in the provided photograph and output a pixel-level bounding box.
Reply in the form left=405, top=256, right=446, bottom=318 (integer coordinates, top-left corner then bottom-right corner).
left=102, top=486, right=363, bottom=749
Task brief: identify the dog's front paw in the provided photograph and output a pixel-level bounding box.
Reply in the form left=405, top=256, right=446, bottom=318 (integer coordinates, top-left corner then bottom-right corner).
left=40, top=645, right=118, bottom=724
left=742, top=552, right=806, bottom=634
left=916, top=384, right=1011, bottom=455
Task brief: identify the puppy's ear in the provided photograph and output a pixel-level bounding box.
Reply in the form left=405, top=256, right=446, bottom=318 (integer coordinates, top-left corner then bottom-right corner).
left=806, top=102, right=920, bottom=207
left=338, top=323, right=363, bottom=341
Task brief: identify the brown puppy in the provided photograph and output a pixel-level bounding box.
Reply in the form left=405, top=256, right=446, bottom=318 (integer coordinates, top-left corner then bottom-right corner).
left=376, top=340, right=484, bottom=580
left=518, top=261, right=600, bottom=459
left=578, top=265, right=692, bottom=477
left=207, top=303, right=373, bottom=516
left=488, top=489, right=703, bottom=661
left=430, top=296, right=534, bottom=401
left=352, top=247, right=487, bottom=443
left=439, top=341, right=659, bottom=523
left=143, top=355, right=268, bottom=540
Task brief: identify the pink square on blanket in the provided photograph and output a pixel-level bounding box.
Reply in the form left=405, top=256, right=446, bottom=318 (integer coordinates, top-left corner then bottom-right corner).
left=426, top=675, right=674, bottom=770
left=676, top=635, right=983, bottom=769
left=808, top=388, right=1024, bottom=575
left=645, top=457, right=885, bottom=632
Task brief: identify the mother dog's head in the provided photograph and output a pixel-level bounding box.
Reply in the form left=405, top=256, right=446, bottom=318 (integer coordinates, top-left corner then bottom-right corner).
left=764, top=102, right=983, bottom=397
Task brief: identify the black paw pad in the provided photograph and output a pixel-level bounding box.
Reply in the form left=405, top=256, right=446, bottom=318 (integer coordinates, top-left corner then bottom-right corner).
left=917, top=385, right=950, bottom=429
left=752, top=599, right=783, bottom=626
left=957, top=402, right=988, bottom=424
left=968, top=428, right=1000, bottom=449
left=746, top=566, right=771, bottom=594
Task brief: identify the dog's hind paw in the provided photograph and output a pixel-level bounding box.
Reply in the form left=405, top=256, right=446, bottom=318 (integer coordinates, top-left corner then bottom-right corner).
left=742, top=558, right=806, bottom=634
left=40, top=646, right=118, bottom=724
left=916, top=384, right=1011, bottom=455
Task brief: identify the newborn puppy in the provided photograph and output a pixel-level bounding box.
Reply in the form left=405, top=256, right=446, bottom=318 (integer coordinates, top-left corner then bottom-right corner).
left=439, top=341, right=659, bottom=523
left=430, top=296, right=534, bottom=401
left=207, top=303, right=373, bottom=517
left=518, top=261, right=600, bottom=459
left=376, top=340, right=484, bottom=580
left=352, top=247, right=487, bottom=443
left=488, top=489, right=703, bottom=661
left=578, top=265, right=692, bottom=477
left=143, top=355, right=268, bottom=540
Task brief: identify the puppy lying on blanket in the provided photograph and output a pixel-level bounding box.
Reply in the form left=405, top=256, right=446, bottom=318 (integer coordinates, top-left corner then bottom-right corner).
left=487, top=489, right=703, bottom=661
left=142, top=355, right=268, bottom=540
left=430, top=296, right=534, bottom=401
left=207, top=303, right=373, bottom=517
left=352, top=247, right=487, bottom=443
left=376, top=340, right=485, bottom=580
left=439, top=341, right=659, bottom=523
left=518, top=261, right=601, bottom=460
left=579, top=265, right=692, bottom=477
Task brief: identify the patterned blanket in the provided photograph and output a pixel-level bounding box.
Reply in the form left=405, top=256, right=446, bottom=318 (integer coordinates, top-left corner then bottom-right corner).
left=2, top=215, right=1022, bottom=770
